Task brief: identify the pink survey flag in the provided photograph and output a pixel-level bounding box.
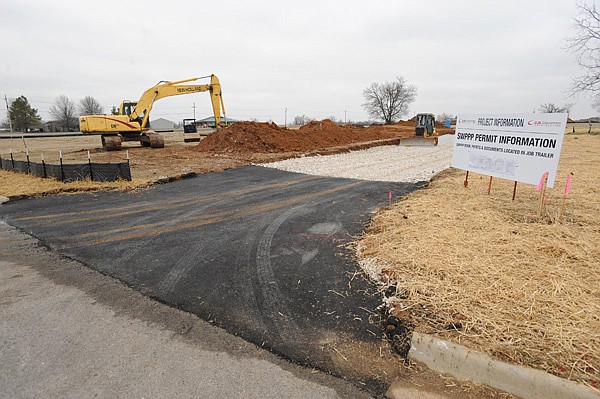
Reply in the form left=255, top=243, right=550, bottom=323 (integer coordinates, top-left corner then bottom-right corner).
left=564, top=173, right=572, bottom=196
left=534, top=172, right=549, bottom=190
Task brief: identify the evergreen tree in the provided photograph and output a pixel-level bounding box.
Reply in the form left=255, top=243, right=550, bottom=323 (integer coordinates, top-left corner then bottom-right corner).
left=8, top=96, right=41, bottom=132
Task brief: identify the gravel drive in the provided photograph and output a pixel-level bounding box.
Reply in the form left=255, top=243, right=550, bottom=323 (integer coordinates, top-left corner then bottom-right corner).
left=261, top=135, right=454, bottom=182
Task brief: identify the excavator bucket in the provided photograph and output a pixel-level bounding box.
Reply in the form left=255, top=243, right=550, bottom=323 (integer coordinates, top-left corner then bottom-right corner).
left=399, top=136, right=439, bottom=147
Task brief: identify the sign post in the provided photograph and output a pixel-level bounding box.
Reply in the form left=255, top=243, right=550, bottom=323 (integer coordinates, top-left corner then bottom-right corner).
left=452, top=113, right=567, bottom=188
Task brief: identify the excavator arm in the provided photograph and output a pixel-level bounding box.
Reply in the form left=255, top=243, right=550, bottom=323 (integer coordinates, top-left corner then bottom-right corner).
left=130, top=74, right=226, bottom=129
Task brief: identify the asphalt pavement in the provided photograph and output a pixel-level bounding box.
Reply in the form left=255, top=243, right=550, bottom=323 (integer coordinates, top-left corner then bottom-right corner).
left=1, top=165, right=423, bottom=395
left=0, top=221, right=373, bottom=399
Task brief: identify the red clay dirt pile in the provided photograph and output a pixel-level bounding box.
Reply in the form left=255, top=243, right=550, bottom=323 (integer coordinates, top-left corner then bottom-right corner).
left=193, top=119, right=425, bottom=155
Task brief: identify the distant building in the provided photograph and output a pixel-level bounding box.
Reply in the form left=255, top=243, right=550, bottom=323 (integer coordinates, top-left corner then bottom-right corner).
left=150, top=118, right=175, bottom=132
left=195, top=116, right=240, bottom=128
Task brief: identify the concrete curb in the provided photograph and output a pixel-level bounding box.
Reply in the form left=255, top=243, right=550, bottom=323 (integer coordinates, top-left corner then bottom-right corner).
left=0, top=195, right=9, bottom=204
left=400, top=332, right=599, bottom=399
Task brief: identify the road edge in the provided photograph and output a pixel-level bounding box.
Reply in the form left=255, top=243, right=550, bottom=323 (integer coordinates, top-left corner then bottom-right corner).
left=389, top=332, right=599, bottom=399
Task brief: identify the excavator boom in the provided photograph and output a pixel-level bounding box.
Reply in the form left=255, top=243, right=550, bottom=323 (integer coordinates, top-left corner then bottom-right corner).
left=131, top=75, right=225, bottom=129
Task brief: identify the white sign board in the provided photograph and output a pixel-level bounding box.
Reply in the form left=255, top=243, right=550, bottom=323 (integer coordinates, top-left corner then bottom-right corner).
left=451, top=113, right=567, bottom=188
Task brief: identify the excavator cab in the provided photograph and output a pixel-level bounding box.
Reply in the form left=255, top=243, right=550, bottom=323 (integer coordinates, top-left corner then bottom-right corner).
left=120, top=101, right=148, bottom=128
left=120, top=101, right=136, bottom=116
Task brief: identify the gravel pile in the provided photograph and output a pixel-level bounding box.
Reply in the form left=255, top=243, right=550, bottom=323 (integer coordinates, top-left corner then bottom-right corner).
left=261, top=135, right=454, bottom=183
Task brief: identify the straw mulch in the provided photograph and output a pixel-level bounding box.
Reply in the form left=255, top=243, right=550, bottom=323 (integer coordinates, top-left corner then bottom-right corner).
left=358, top=134, right=599, bottom=389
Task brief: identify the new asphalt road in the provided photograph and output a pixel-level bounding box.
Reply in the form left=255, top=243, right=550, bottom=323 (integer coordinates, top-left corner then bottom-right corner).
left=1, top=165, right=423, bottom=394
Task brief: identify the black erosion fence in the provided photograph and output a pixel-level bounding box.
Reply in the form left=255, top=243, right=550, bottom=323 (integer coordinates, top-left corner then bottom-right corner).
left=0, top=149, right=132, bottom=182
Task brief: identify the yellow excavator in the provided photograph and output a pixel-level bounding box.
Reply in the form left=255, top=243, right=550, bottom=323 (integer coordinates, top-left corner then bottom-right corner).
left=399, top=113, right=439, bottom=146
left=79, top=74, right=226, bottom=150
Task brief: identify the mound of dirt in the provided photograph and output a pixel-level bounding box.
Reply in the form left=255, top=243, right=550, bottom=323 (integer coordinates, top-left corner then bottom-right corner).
left=194, top=120, right=420, bottom=155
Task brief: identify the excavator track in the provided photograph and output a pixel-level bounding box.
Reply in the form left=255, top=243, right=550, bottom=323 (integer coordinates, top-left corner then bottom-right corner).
left=101, top=135, right=122, bottom=151
left=140, top=132, right=165, bottom=148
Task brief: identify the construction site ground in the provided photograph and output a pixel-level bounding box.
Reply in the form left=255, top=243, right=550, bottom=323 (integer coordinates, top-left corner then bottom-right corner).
left=0, top=120, right=453, bottom=198
left=0, top=122, right=600, bottom=397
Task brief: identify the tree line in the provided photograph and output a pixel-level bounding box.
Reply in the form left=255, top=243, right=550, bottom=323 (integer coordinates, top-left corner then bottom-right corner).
left=4, top=95, right=103, bottom=132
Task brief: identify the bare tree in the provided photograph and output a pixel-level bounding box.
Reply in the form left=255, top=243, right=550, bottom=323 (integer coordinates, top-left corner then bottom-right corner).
left=538, top=103, right=572, bottom=114
left=567, top=2, right=600, bottom=106
left=79, top=96, right=104, bottom=116
left=293, top=115, right=314, bottom=125
left=362, top=77, right=417, bottom=124
left=49, top=95, right=78, bottom=131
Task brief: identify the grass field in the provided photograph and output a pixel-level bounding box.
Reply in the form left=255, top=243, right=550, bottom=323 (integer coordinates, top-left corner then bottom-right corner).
left=358, top=134, right=600, bottom=389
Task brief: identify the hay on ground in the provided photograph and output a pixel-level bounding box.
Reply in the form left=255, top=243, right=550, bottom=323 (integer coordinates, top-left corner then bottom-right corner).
left=358, top=134, right=600, bottom=389
left=0, top=169, right=146, bottom=198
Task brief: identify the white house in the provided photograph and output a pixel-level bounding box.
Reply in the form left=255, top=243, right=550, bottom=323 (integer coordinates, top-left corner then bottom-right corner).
left=150, top=118, right=175, bottom=132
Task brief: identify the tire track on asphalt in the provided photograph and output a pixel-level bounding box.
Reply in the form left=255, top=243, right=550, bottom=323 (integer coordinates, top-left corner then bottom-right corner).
left=16, top=175, right=321, bottom=227
left=154, top=240, right=210, bottom=296
left=63, top=181, right=365, bottom=248
left=255, top=205, right=305, bottom=344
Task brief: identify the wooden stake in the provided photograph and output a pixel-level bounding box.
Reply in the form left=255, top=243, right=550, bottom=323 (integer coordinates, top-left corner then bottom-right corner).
left=512, top=181, right=517, bottom=201
left=537, top=174, right=548, bottom=217
left=558, top=173, right=573, bottom=222
left=464, top=171, right=469, bottom=187
left=558, top=195, right=567, bottom=222
left=541, top=176, right=548, bottom=215
left=487, top=176, right=493, bottom=195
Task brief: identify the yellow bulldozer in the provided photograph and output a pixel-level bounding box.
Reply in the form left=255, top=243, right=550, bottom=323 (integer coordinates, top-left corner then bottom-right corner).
left=79, top=74, right=226, bottom=150
left=399, top=113, right=439, bottom=146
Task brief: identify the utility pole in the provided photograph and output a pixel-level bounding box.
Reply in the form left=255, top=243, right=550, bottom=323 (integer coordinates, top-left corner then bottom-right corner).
left=284, top=107, right=287, bottom=127
left=4, top=95, right=13, bottom=132
left=344, top=110, right=347, bottom=124
left=192, top=103, right=196, bottom=120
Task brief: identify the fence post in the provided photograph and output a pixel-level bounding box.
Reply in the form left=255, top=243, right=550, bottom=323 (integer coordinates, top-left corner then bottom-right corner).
left=126, top=149, right=132, bottom=181
left=59, top=149, right=65, bottom=182
left=26, top=148, right=31, bottom=174
left=10, top=148, right=14, bottom=169
left=87, top=150, right=94, bottom=181
left=41, top=152, right=47, bottom=178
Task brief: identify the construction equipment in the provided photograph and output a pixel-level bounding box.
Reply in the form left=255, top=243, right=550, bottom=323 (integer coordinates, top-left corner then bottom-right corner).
left=400, top=113, right=439, bottom=146
left=79, top=74, right=226, bottom=150
left=183, top=118, right=199, bottom=142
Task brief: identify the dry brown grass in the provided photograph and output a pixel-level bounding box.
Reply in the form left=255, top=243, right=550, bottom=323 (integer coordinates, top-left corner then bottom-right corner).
left=0, top=169, right=149, bottom=198
left=358, top=134, right=600, bottom=389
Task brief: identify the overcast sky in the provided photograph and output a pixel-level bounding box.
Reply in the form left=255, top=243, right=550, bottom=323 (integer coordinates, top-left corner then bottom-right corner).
left=1, top=0, right=595, bottom=125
